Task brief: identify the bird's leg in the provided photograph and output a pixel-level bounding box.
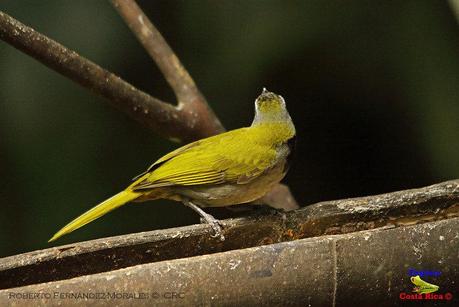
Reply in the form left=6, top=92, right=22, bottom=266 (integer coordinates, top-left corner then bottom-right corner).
left=182, top=199, right=225, bottom=241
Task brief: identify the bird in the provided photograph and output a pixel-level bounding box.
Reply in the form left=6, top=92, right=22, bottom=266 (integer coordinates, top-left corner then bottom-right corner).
left=49, top=88, right=296, bottom=242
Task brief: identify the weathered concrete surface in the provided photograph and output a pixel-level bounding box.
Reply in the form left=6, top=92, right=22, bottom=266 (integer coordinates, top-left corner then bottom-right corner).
left=0, top=217, right=457, bottom=306
left=0, top=180, right=458, bottom=290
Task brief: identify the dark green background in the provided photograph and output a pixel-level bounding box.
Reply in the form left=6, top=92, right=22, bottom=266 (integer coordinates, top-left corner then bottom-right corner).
left=0, top=1, right=457, bottom=257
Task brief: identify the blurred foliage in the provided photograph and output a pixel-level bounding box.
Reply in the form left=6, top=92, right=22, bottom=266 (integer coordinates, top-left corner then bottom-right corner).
left=0, top=0, right=457, bottom=257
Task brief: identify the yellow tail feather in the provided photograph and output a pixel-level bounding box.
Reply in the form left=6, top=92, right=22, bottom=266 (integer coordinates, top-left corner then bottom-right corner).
left=49, top=190, right=139, bottom=242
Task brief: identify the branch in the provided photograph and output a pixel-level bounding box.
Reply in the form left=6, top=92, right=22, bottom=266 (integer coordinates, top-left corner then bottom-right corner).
left=111, top=0, right=197, bottom=104
left=1, top=179, right=458, bottom=289
left=110, top=0, right=224, bottom=137
left=2, top=218, right=457, bottom=305
left=0, top=11, right=221, bottom=142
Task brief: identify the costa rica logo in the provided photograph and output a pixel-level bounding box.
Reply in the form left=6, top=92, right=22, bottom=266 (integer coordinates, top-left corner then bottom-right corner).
left=398, top=269, right=453, bottom=301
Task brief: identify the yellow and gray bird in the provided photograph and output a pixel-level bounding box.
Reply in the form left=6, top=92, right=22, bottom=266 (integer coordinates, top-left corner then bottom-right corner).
left=49, top=89, right=296, bottom=242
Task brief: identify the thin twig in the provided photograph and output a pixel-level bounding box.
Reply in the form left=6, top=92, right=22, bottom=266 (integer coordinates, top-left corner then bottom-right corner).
left=111, top=0, right=197, bottom=104
left=110, top=0, right=224, bottom=136
left=0, top=11, right=220, bottom=142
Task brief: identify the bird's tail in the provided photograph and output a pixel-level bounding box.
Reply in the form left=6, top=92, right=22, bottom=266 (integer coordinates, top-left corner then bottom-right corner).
left=48, top=190, right=139, bottom=242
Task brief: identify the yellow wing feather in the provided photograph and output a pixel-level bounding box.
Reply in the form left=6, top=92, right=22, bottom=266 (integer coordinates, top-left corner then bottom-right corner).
left=132, top=126, right=278, bottom=190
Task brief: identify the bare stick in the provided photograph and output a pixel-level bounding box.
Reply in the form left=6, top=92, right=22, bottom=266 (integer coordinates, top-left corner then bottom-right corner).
left=110, top=0, right=224, bottom=135
left=0, top=11, right=220, bottom=142
left=111, top=0, right=198, bottom=104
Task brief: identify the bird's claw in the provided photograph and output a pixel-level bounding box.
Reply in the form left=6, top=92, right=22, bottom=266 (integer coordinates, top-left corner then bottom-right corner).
left=200, top=217, right=225, bottom=241
left=209, top=220, right=225, bottom=241
left=270, top=207, right=287, bottom=220
left=183, top=200, right=225, bottom=241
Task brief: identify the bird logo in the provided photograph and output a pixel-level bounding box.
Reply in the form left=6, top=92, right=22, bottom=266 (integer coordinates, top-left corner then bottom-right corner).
left=410, top=275, right=439, bottom=294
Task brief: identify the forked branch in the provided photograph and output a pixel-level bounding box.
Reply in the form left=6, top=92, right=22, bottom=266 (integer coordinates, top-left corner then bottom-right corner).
left=0, top=10, right=222, bottom=142
left=110, top=0, right=225, bottom=139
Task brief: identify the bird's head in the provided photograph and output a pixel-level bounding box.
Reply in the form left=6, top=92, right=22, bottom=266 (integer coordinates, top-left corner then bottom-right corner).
left=252, top=88, right=292, bottom=126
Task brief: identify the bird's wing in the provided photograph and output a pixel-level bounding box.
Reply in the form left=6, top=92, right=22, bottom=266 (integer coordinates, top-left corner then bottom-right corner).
left=131, top=138, right=205, bottom=181
left=132, top=128, right=278, bottom=190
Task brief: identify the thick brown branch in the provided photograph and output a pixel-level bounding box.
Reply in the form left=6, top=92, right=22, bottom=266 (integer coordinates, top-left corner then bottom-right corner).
left=0, top=10, right=217, bottom=142
left=110, top=0, right=224, bottom=136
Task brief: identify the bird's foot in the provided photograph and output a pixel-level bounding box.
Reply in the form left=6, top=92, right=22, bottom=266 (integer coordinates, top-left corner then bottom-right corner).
left=276, top=210, right=287, bottom=221
left=200, top=214, right=225, bottom=241
left=183, top=199, right=225, bottom=241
